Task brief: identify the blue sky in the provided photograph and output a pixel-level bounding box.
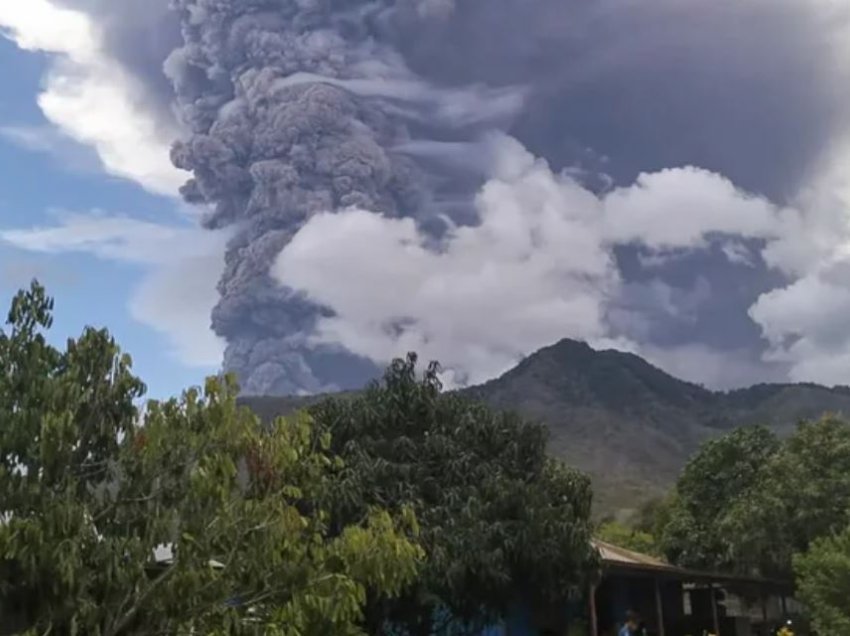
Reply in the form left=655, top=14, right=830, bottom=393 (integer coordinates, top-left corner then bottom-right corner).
left=0, top=35, right=218, bottom=399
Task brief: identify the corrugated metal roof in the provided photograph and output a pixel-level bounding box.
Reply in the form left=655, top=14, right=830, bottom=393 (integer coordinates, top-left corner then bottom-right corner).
left=591, top=539, right=672, bottom=569
left=591, top=538, right=792, bottom=589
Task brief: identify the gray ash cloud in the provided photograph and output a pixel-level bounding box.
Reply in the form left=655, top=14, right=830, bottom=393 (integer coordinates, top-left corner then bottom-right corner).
left=162, top=0, right=505, bottom=394
left=387, top=0, right=848, bottom=200
left=50, top=0, right=850, bottom=392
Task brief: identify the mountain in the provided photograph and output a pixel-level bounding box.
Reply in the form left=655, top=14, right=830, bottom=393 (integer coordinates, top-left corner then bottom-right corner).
left=240, top=339, right=850, bottom=515
left=461, top=340, right=850, bottom=513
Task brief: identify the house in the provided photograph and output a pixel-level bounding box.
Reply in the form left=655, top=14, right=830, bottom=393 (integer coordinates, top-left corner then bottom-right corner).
left=587, top=540, right=798, bottom=636
left=470, top=540, right=799, bottom=636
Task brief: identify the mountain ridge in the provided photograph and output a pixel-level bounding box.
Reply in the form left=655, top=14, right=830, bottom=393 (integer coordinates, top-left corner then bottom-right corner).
left=240, top=339, right=850, bottom=514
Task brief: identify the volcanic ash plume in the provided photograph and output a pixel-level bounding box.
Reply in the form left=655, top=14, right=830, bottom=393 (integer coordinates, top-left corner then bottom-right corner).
left=159, top=0, right=850, bottom=394
left=164, top=1, right=457, bottom=395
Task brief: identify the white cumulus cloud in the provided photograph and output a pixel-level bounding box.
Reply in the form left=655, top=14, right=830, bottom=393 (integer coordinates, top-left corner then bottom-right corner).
left=746, top=136, right=850, bottom=386
left=0, top=0, right=185, bottom=197
left=274, top=134, right=796, bottom=386
left=750, top=268, right=850, bottom=386
left=601, top=167, right=797, bottom=251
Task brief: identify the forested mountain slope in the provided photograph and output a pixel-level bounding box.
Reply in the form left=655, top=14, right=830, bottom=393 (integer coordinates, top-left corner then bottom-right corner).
left=241, top=339, right=850, bottom=513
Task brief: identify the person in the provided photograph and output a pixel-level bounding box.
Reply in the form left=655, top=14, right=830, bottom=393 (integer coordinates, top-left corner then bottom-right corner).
left=619, top=610, right=641, bottom=636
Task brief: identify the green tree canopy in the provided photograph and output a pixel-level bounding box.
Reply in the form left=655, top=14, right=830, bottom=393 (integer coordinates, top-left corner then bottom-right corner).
left=595, top=521, right=658, bottom=557
left=630, top=495, right=675, bottom=540
left=660, top=425, right=780, bottom=575
left=593, top=495, right=674, bottom=558
left=724, top=416, right=850, bottom=579
left=0, top=282, right=421, bottom=635
left=661, top=416, right=850, bottom=579
left=307, top=355, right=600, bottom=634
left=794, top=524, right=850, bottom=636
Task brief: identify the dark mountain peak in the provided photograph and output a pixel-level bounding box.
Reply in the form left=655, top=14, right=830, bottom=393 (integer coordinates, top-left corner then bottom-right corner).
left=470, top=338, right=712, bottom=414
left=533, top=338, right=596, bottom=361
left=506, top=338, right=594, bottom=376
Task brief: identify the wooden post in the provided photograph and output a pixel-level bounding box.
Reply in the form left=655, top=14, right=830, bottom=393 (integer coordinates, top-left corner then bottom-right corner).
left=654, top=578, right=666, bottom=636
left=709, top=584, right=720, bottom=636
left=589, top=583, right=599, bottom=636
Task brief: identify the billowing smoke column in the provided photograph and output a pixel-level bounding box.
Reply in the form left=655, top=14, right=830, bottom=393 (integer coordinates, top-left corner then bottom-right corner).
left=165, top=1, right=443, bottom=395
left=156, top=0, right=849, bottom=394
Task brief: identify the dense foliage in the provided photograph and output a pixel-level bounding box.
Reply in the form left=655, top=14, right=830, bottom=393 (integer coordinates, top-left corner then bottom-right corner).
left=245, top=340, right=850, bottom=516
left=630, top=495, right=675, bottom=541
left=308, top=355, right=600, bottom=634
left=794, top=525, right=850, bottom=636
left=594, top=495, right=674, bottom=558
left=0, top=283, right=421, bottom=635
left=660, top=417, right=850, bottom=579
left=595, top=521, right=658, bottom=557
left=660, top=426, right=781, bottom=575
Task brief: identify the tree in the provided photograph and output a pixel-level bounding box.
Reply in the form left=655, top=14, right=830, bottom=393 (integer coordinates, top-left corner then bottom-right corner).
left=596, top=521, right=658, bottom=557
left=0, top=282, right=422, bottom=635
left=660, top=426, right=780, bottom=574
left=631, top=495, right=675, bottom=540
left=725, top=415, right=850, bottom=578
left=769, top=416, right=850, bottom=548
left=592, top=495, right=674, bottom=558
left=794, top=525, right=850, bottom=636
left=660, top=416, right=850, bottom=579
left=308, top=355, right=599, bottom=634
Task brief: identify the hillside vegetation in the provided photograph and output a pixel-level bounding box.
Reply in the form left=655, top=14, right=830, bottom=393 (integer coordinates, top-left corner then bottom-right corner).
left=241, top=339, right=850, bottom=514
